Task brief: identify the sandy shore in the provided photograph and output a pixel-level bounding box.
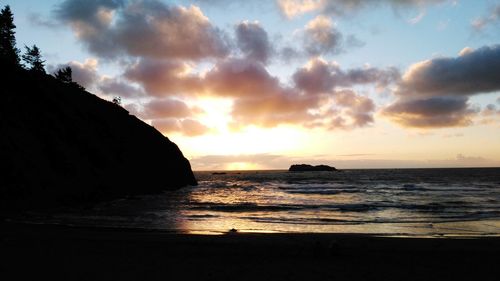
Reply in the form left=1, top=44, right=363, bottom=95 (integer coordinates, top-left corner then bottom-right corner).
left=1, top=222, right=499, bottom=281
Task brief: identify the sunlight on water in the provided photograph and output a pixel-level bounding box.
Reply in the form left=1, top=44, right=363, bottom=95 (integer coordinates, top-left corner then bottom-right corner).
left=40, top=168, right=500, bottom=237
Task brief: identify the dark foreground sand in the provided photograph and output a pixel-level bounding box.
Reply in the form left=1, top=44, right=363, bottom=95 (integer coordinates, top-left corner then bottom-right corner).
left=1, top=222, right=499, bottom=281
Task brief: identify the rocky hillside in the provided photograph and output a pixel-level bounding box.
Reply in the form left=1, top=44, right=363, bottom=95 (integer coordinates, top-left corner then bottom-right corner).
left=0, top=68, right=197, bottom=209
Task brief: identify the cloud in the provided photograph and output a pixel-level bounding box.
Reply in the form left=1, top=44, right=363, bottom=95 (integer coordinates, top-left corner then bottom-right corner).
left=277, top=0, right=323, bottom=19
left=279, top=46, right=302, bottom=63
left=455, top=153, right=487, bottom=164
left=471, top=4, right=500, bottom=31
left=151, top=118, right=209, bottom=136
left=200, top=58, right=379, bottom=130
left=331, top=90, right=376, bottom=128
left=48, top=59, right=100, bottom=89
left=121, top=56, right=383, bottom=131
left=55, top=0, right=230, bottom=60
left=382, top=96, right=476, bottom=128
left=54, top=0, right=124, bottom=57
left=141, top=98, right=195, bottom=119
left=179, top=119, right=211, bottom=136
left=50, top=59, right=144, bottom=98
left=98, top=77, right=144, bottom=98
left=302, top=15, right=343, bottom=56
left=293, top=57, right=400, bottom=94
left=196, top=58, right=388, bottom=130
left=204, top=58, right=281, bottom=97
left=124, top=58, right=202, bottom=96
left=235, top=21, right=273, bottom=64
left=383, top=45, right=500, bottom=129
left=126, top=97, right=208, bottom=136
left=396, top=45, right=500, bottom=98
left=190, top=153, right=284, bottom=170
left=277, top=0, right=447, bottom=18
left=28, top=13, right=59, bottom=28
left=482, top=104, right=500, bottom=116
left=230, top=90, right=320, bottom=129
left=189, top=152, right=500, bottom=170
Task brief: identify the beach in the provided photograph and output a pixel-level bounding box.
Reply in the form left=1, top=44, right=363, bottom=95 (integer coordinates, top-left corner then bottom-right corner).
left=1, top=222, right=499, bottom=281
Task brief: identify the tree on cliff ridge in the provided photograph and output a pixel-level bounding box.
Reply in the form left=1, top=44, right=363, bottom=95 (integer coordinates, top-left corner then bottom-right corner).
left=22, top=44, right=45, bottom=73
left=0, top=5, right=20, bottom=66
left=54, top=66, right=73, bottom=83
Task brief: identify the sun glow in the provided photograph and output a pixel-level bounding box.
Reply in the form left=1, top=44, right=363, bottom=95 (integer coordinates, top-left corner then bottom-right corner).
left=226, top=162, right=260, bottom=170
left=175, top=98, right=309, bottom=157
left=194, top=97, right=233, bottom=131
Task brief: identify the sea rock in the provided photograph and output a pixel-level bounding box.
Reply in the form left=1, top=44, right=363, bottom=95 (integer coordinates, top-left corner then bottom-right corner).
left=0, top=68, right=197, bottom=209
left=288, top=164, right=337, bottom=172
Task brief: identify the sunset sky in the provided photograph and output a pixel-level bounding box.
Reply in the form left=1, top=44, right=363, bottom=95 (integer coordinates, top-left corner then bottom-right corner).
left=6, top=0, right=500, bottom=170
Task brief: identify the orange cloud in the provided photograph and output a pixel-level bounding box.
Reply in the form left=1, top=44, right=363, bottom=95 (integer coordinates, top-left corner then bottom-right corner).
left=204, top=58, right=281, bottom=97
left=152, top=118, right=209, bottom=137
left=124, top=59, right=202, bottom=96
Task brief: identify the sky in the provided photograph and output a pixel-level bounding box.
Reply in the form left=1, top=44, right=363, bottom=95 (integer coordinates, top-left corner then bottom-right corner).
left=4, top=0, right=500, bottom=170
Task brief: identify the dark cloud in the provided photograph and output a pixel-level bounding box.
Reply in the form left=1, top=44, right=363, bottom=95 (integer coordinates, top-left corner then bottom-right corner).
left=54, top=0, right=124, bottom=56
left=55, top=0, right=230, bottom=60
left=472, top=4, right=500, bottom=31
left=382, top=96, right=476, bottom=128
left=293, top=58, right=334, bottom=94
left=235, top=21, right=273, bottom=64
left=293, top=58, right=400, bottom=95
left=482, top=104, right=500, bottom=116
left=396, top=45, right=500, bottom=97
left=383, top=45, right=500, bottom=129
left=279, top=46, right=302, bottom=63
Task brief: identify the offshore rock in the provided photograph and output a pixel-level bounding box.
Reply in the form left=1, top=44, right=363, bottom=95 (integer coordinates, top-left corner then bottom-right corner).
left=288, top=164, right=337, bottom=172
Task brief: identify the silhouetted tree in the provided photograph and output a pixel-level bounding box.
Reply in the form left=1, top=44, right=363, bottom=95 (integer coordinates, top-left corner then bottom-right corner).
left=0, top=5, right=20, bottom=66
left=54, top=65, right=85, bottom=90
left=22, top=44, right=45, bottom=73
left=54, top=66, right=73, bottom=83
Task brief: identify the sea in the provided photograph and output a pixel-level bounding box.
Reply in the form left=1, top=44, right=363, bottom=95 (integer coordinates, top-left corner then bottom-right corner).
left=25, top=168, right=500, bottom=237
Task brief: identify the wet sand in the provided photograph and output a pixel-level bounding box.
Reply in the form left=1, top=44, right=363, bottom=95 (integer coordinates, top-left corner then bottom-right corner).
left=1, top=222, right=499, bottom=281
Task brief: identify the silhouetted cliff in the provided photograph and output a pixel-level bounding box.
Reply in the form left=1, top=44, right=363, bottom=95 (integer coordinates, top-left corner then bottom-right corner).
left=0, top=68, right=197, bottom=209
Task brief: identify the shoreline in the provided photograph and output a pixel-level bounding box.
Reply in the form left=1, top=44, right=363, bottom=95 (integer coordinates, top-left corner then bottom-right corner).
left=2, top=221, right=500, bottom=280
left=3, top=218, right=500, bottom=238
